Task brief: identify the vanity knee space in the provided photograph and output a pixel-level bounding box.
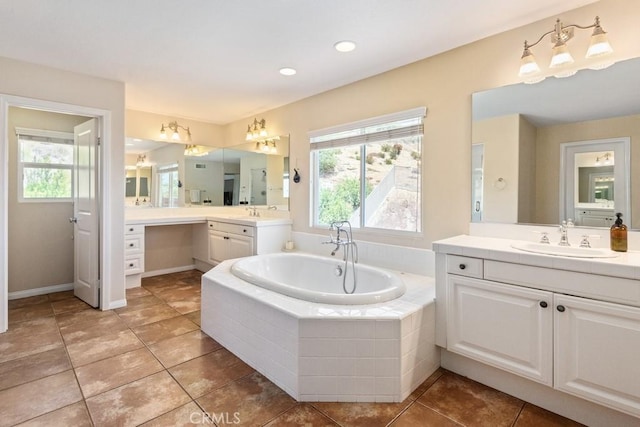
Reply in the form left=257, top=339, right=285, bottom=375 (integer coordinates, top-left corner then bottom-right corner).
left=435, top=237, right=640, bottom=419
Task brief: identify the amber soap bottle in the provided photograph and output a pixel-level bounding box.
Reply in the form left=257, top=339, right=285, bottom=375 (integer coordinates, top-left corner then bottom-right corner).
left=610, top=213, right=627, bottom=252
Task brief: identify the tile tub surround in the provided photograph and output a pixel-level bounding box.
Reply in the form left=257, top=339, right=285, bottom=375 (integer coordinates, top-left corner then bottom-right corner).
left=201, top=258, right=439, bottom=402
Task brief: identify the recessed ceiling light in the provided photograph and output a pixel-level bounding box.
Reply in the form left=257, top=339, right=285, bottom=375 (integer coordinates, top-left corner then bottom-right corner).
left=334, top=40, right=356, bottom=53
left=279, top=67, right=297, bottom=76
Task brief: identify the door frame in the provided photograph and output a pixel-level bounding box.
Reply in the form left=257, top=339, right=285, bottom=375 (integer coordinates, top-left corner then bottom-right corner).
left=0, top=94, right=114, bottom=332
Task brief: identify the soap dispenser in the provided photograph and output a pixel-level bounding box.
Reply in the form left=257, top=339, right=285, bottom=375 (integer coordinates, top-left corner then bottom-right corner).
left=610, top=213, right=627, bottom=252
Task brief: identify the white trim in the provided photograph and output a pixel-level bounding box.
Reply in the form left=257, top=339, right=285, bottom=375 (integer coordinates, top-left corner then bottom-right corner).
left=308, top=106, right=427, bottom=139
left=14, top=127, right=73, bottom=141
left=8, top=282, right=73, bottom=300
left=142, top=265, right=196, bottom=278
left=107, top=299, right=127, bottom=310
left=0, top=94, right=114, bottom=334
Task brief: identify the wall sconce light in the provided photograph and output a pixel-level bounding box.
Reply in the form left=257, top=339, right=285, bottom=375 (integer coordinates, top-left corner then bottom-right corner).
left=245, top=118, right=268, bottom=141
left=595, top=152, right=612, bottom=166
left=136, top=154, right=147, bottom=166
left=255, top=137, right=279, bottom=154
left=519, top=16, right=613, bottom=83
left=160, top=121, right=192, bottom=142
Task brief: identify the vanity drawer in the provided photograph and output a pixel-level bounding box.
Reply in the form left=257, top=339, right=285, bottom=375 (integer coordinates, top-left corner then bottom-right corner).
left=125, top=235, right=144, bottom=254
left=447, top=255, right=483, bottom=278
left=125, top=224, right=144, bottom=235
left=125, top=255, right=143, bottom=275
left=208, top=221, right=255, bottom=237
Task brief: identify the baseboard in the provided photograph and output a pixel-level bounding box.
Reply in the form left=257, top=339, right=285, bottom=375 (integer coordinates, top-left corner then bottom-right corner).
left=8, top=283, right=74, bottom=300
left=141, top=265, right=196, bottom=278
left=194, top=259, right=215, bottom=273
left=108, top=299, right=127, bottom=310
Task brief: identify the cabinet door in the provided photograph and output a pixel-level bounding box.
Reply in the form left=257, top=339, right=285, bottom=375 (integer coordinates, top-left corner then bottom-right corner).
left=227, top=234, right=254, bottom=260
left=555, top=294, right=640, bottom=417
left=447, top=275, right=553, bottom=385
left=208, top=231, right=227, bottom=264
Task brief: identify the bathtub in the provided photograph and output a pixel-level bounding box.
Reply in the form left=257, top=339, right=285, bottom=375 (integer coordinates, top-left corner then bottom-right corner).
left=202, top=253, right=439, bottom=403
left=230, top=252, right=406, bottom=305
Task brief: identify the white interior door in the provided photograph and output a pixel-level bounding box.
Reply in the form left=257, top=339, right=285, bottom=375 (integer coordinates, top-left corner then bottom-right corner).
left=73, top=119, right=99, bottom=307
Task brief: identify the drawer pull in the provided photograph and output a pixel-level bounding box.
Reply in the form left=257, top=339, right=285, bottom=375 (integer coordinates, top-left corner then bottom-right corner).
left=459, top=264, right=466, bottom=270
left=129, top=227, right=134, bottom=232
left=129, top=243, right=134, bottom=247
left=129, top=263, right=134, bottom=267
left=557, top=305, right=566, bottom=312
left=224, top=236, right=230, bottom=240
left=243, top=229, right=247, bottom=233
left=539, top=301, right=548, bottom=308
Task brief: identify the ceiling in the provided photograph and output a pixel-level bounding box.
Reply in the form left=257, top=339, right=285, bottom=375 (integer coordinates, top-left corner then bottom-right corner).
left=0, top=0, right=597, bottom=125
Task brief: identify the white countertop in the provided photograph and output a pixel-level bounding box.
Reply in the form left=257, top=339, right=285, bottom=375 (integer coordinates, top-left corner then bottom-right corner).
left=433, top=235, right=640, bottom=280
left=125, top=206, right=292, bottom=227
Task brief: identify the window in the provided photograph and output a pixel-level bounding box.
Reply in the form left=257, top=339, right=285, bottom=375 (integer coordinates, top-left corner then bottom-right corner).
left=310, top=107, right=424, bottom=233
left=17, top=128, right=74, bottom=201
left=157, top=163, right=179, bottom=207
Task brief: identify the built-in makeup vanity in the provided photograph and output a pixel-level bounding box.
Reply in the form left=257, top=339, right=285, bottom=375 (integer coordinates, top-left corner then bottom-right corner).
left=434, top=234, right=640, bottom=425
left=125, top=207, right=292, bottom=287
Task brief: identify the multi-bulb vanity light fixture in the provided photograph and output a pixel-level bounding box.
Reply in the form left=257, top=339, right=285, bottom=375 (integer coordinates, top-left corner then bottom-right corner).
left=159, top=121, right=192, bottom=142
left=245, top=118, right=268, bottom=141
left=519, top=16, right=613, bottom=83
left=595, top=152, right=612, bottom=166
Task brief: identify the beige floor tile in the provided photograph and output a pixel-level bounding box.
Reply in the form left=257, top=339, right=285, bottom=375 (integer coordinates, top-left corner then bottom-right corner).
left=0, top=370, right=82, bottom=427
left=75, top=347, right=164, bottom=397
left=390, top=402, right=462, bottom=426
left=15, top=401, right=92, bottom=427
left=59, top=311, right=129, bottom=345
left=196, top=371, right=296, bottom=426
left=155, top=285, right=201, bottom=303
left=126, top=286, right=153, bottom=299
left=418, top=373, right=523, bottom=427
left=51, top=297, right=91, bottom=315
left=8, top=301, right=54, bottom=324
left=0, top=319, right=64, bottom=364
left=166, top=296, right=201, bottom=314
left=514, top=403, right=584, bottom=426
left=313, top=401, right=412, bottom=427
left=132, top=315, right=199, bottom=345
left=169, top=348, right=255, bottom=398
left=116, top=303, right=181, bottom=327
left=55, top=308, right=112, bottom=328
left=86, top=371, right=191, bottom=426
left=47, top=290, right=75, bottom=302
left=265, top=403, right=339, bottom=427
left=66, top=329, right=144, bottom=367
left=149, top=330, right=221, bottom=368
left=141, top=401, right=207, bottom=426
left=184, top=310, right=201, bottom=326
left=0, top=347, right=71, bottom=391
left=8, top=295, right=49, bottom=309
left=114, top=294, right=164, bottom=314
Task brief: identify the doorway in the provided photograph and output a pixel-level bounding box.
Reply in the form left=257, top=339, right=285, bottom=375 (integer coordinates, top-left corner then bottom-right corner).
left=0, top=95, right=112, bottom=333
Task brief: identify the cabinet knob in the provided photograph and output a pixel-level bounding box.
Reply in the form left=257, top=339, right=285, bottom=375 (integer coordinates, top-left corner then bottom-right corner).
left=129, top=263, right=134, bottom=267
left=459, top=264, right=466, bottom=270
left=129, top=228, right=134, bottom=232
left=243, top=229, right=247, bottom=233
left=539, top=301, right=548, bottom=308
left=557, top=305, right=566, bottom=312
left=129, top=243, right=134, bottom=247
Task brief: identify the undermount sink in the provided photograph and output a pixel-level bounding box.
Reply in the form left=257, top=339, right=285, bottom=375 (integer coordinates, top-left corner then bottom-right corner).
left=511, top=242, right=619, bottom=258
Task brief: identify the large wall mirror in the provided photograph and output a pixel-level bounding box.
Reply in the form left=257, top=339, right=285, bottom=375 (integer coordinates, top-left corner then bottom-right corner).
left=125, top=135, right=290, bottom=209
left=471, top=57, right=640, bottom=229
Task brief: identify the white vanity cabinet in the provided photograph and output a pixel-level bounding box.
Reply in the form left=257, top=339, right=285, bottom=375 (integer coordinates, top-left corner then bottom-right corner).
left=447, top=273, right=553, bottom=385
left=207, top=221, right=255, bottom=264
left=435, top=237, right=640, bottom=420
left=554, top=294, right=640, bottom=416
left=125, top=224, right=145, bottom=287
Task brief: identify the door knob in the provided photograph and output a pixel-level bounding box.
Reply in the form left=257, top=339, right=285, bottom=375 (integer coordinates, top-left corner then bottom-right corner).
left=69, top=217, right=78, bottom=223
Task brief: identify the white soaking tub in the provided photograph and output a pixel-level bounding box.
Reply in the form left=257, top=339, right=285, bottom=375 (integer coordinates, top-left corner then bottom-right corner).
left=201, top=253, right=439, bottom=403
left=230, top=252, right=406, bottom=305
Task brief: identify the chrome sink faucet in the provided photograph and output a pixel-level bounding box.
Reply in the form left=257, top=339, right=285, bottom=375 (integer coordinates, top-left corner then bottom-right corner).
left=246, top=206, right=259, bottom=217
left=558, top=219, right=574, bottom=246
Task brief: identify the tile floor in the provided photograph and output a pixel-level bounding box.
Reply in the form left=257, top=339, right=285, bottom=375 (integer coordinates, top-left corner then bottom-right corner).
left=0, top=270, right=583, bottom=426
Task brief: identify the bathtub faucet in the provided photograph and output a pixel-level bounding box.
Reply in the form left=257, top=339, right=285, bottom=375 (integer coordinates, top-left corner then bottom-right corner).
left=324, top=221, right=358, bottom=262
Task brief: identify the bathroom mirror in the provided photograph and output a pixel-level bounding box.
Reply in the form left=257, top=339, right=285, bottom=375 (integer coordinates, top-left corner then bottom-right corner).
left=125, top=138, right=164, bottom=205
left=125, top=135, right=290, bottom=209
left=471, top=57, right=640, bottom=229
